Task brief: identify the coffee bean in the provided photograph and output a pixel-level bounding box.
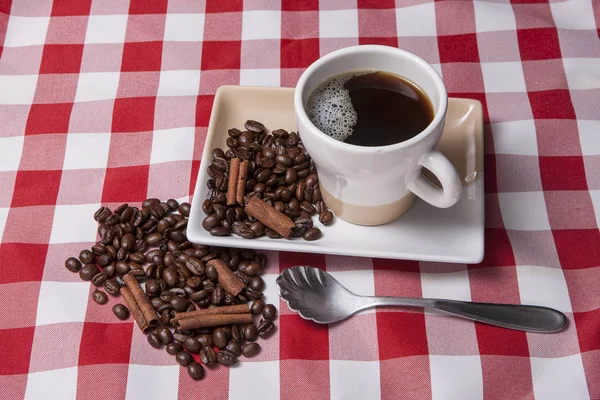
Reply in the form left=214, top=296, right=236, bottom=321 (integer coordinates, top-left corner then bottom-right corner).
left=202, top=214, right=220, bottom=231
left=197, top=334, right=213, bottom=348
left=303, top=227, right=322, bottom=241
left=104, top=279, right=120, bottom=295
left=212, top=285, right=225, bottom=306
left=78, top=250, right=94, bottom=265
left=257, top=319, right=275, bottom=337
left=210, top=226, right=230, bottom=236
left=262, top=304, right=277, bottom=320
left=121, top=233, right=135, bottom=250
left=242, top=342, right=261, bottom=358
left=79, top=264, right=99, bottom=281
left=215, top=350, right=237, bottom=366
left=227, top=129, right=241, bottom=139
left=91, top=244, right=106, bottom=256
left=187, top=361, right=205, bottom=381
left=92, top=289, right=108, bottom=305
left=243, top=324, right=258, bottom=342
left=243, top=261, right=262, bottom=277
left=248, top=276, right=264, bottom=292
left=96, top=253, right=112, bottom=267
left=104, top=262, right=116, bottom=277
left=114, top=275, right=126, bottom=288
left=173, top=351, right=193, bottom=368
left=171, top=297, right=190, bottom=312
left=165, top=342, right=181, bottom=355
left=92, top=272, right=108, bottom=286
left=244, top=120, right=265, bottom=133
left=94, top=206, right=111, bottom=222
left=146, top=233, right=163, bottom=245
left=226, top=340, right=242, bottom=357
left=319, top=210, right=334, bottom=225
left=112, top=304, right=129, bottom=320
left=183, top=337, right=201, bottom=353
left=65, top=257, right=82, bottom=273
left=213, top=328, right=228, bottom=349
left=105, top=213, right=120, bottom=226
left=166, top=198, right=179, bottom=210
left=250, top=300, right=265, bottom=315
left=285, top=167, right=298, bottom=184
left=147, top=332, right=162, bottom=349
left=178, top=203, right=191, bottom=217
left=199, top=346, right=217, bottom=366
left=114, top=261, right=130, bottom=275
left=156, top=327, right=173, bottom=345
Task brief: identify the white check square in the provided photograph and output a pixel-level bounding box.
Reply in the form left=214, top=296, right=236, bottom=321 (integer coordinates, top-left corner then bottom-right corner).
left=5, top=16, right=50, bottom=47
left=590, top=190, right=600, bottom=227
left=50, top=204, right=100, bottom=243
left=230, top=361, right=280, bottom=400
left=25, top=367, right=78, bottom=400
left=531, top=355, right=589, bottom=400
left=240, top=69, right=280, bottom=87
left=126, top=364, right=179, bottom=400
left=157, top=70, right=201, bottom=97
left=260, top=273, right=280, bottom=307
left=330, top=360, right=381, bottom=400
left=498, top=192, right=550, bottom=231
left=550, top=0, right=596, bottom=30
left=0, top=75, right=38, bottom=105
left=36, top=281, right=90, bottom=325
left=481, top=62, right=526, bottom=93
left=430, top=355, right=483, bottom=400
left=517, top=265, right=572, bottom=312
left=150, top=127, right=195, bottom=164
left=395, top=3, right=436, bottom=37
left=421, top=268, right=471, bottom=301
left=563, top=58, right=600, bottom=90
left=63, top=133, right=110, bottom=170
left=320, top=10, right=359, bottom=38
left=473, top=1, right=516, bottom=33
left=0, top=136, right=24, bottom=171
left=242, top=10, right=281, bottom=40
left=491, top=120, right=538, bottom=156
left=164, top=13, right=205, bottom=42
left=328, top=270, right=375, bottom=296
left=85, top=15, right=128, bottom=44
left=0, top=208, right=8, bottom=242
left=75, top=72, right=120, bottom=102
left=578, top=120, right=600, bottom=156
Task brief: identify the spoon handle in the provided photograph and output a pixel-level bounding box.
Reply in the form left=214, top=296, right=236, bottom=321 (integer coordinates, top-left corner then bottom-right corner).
left=363, top=297, right=568, bottom=333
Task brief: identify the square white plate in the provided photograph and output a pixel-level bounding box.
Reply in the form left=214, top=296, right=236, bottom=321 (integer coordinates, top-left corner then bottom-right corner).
left=188, top=86, right=484, bottom=263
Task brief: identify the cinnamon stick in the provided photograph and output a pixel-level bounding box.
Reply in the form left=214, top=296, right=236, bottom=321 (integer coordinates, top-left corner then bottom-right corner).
left=236, top=160, right=249, bottom=205
left=123, top=273, right=159, bottom=330
left=206, top=259, right=246, bottom=296
left=171, top=304, right=250, bottom=323
left=119, top=286, right=149, bottom=332
left=227, top=158, right=240, bottom=205
left=244, top=197, right=295, bottom=238
left=176, top=313, right=254, bottom=330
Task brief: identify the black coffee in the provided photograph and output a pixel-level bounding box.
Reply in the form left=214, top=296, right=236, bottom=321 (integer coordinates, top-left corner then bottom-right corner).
left=306, top=70, right=434, bottom=146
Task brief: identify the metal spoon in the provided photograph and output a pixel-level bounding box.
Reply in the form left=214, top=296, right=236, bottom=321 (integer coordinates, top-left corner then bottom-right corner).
left=277, top=266, right=568, bottom=333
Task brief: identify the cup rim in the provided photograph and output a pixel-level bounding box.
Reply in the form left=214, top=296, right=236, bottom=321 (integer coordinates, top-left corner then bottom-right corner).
left=294, top=45, right=448, bottom=154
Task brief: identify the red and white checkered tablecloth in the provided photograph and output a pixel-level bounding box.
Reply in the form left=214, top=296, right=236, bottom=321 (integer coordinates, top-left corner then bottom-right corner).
left=1, top=0, right=599, bottom=399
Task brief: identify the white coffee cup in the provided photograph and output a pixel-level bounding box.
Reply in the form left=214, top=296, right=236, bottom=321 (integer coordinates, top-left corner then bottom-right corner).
left=294, top=45, right=462, bottom=226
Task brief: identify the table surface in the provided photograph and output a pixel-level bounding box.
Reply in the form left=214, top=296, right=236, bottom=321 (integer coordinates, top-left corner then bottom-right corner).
left=1, top=1, right=599, bottom=399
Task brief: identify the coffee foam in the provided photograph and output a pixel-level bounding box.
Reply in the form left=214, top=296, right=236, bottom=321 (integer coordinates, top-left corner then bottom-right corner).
left=306, top=70, right=375, bottom=142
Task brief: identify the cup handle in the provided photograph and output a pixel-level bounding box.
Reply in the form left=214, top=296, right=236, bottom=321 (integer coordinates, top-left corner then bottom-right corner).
left=407, top=149, right=462, bottom=208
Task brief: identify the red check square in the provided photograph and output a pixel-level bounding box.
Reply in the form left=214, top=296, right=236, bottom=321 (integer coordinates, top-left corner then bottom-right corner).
left=102, top=165, right=149, bottom=203
left=279, top=251, right=327, bottom=273
left=476, top=228, right=516, bottom=269
left=528, top=90, right=576, bottom=120
left=0, top=327, right=35, bottom=375
left=539, top=156, right=588, bottom=191
left=26, top=103, right=73, bottom=135
left=359, top=37, right=398, bottom=47
left=121, top=42, right=163, bottom=72
left=51, top=0, right=91, bottom=16
left=518, top=28, right=562, bottom=61
left=280, top=314, right=329, bottom=360
left=78, top=322, right=133, bottom=366
left=553, top=229, right=600, bottom=270
left=11, top=170, right=62, bottom=207
left=574, top=308, right=600, bottom=352
left=201, top=41, right=241, bottom=70
left=476, top=323, right=529, bottom=356
left=0, top=243, right=47, bottom=284
left=281, top=38, right=320, bottom=68
left=377, top=311, right=428, bottom=359
left=438, top=34, right=480, bottom=63
left=206, top=0, right=242, bottom=13
left=282, top=0, right=318, bottom=10
left=129, top=0, right=167, bottom=14
left=358, top=0, right=395, bottom=8
left=39, top=44, right=84, bottom=74
left=112, top=97, right=155, bottom=133
left=195, top=95, right=215, bottom=127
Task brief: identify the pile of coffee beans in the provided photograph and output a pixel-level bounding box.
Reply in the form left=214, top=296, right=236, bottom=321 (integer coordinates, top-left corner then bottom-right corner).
left=64, top=198, right=277, bottom=381
left=202, top=120, right=334, bottom=240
